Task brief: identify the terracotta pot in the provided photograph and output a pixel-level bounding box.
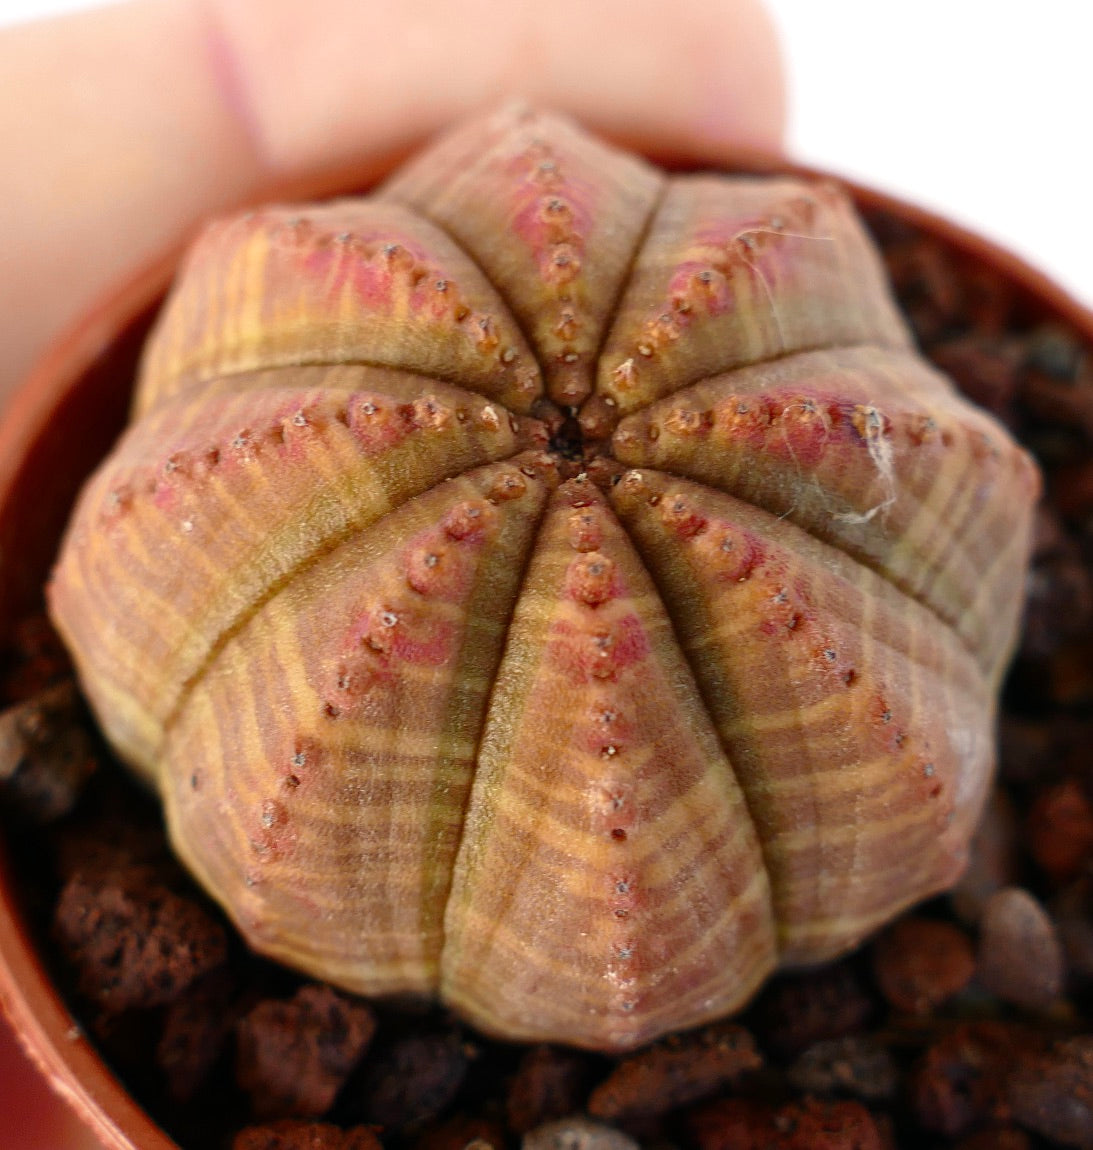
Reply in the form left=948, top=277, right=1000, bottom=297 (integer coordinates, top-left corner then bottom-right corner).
left=0, top=151, right=1089, bottom=1150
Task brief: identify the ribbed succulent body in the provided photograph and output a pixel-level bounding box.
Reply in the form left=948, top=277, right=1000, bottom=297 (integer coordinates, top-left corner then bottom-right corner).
left=49, top=107, right=1039, bottom=1051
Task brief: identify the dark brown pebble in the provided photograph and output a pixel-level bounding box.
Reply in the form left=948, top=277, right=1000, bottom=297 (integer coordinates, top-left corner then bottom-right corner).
left=1020, top=326, right=1093, bottom=435
left=910, top=1021, right=1032, bottom=1137
left=413, top=1114, right=504, bottom=1150
left=879, top=235, right=965, bottom=344
left=53, top=868, right=227, bottom=1014
left=752, top=960, right=875, bottom=1058
left=0, top=680, right=97, bottom=821
left=507, top=1044, right=593, bottom=1134
left=863, top=207, right=919, bottom=248
left=1019, top=508, right=1093, bottom=660
left=872, top=917, right=975, bottom=1014
left=978, top=887, right=1064, bottom=1011
left=950, top=789, right=1022, bottom=925
left=156, top=967, right=236, bottom=1102
left=52, top=793, right=176, bottom=882
left=1052, top=878, right=1093, bottom=984
left=953, top=1130, right=1032, bottom=1150
left=686, top=1096, right=885, bottom=1150
left=1051, top=457, right=1093, bottom=525
left=1019, top=717, right=1093, bottom=783
left=1024, top=324, right=1087, bottom=383
left=587, top=1021, right=759, bottom=1122
left=1049, top=640, right=1093, bottom=710
left=357, top=1025, right=467, bottom=1134
left=8, top=213, right=1093, bottom=1150
left=232, top=1119, right=382, bottom=1150
left=786, top=1035, right=898, bottom=1101
left=929, top=335, right=1023, bottom=419
left=885, top=228, right=1014, bottom=339
left=954, top=255, right=1016, bottom=334
left=997, top=715, right=1059, bottom=788
left=1023, top=370, right=1093, bottom=441
left=0, top=613, right=73, bottom=703
left=1027, top=779, right=1093, bottom=884
left=522, top=1117, right=639, bottom=1150
left=236, top=984, right=376, bottom=1121
left=1008, top=1036, right=1093, bottom=1148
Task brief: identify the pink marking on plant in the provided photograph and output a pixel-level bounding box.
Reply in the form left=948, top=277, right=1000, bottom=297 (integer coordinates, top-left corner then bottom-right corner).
left=248, top=798, right=297, bottom=862
left=403, top=532, right=478, bottom=602
left=609, top=871, right=640, bottom=920
left=565, top=552, right=618, bottom=605
left=298, top=245, right=395, bottom=314
left=711, top=397, right=773, bottom=452
left=660, top=497, right=707, bottom=539
left=442, top=499, right=497, bottom=542
left=341, top=604, right=458, bottom=669
left=548, top=613, right=651, bottom=684
left=595, top=780, right=636, bottom=832
left=509, top=179, right=596, bottom=271
left=668, top=261, right=734, bottom=317
left=151, top=481, right=177, bottom=511
left=698, top=526, right=764, bottom=584
left=390, top=614, right=458, bottom=667
left=410, top=278, right=464, bottom=324
left=583, top=701, right=632, bottom=757
left=761, top=397, right=829, bottom=468
left=282, top=739, right=321, bottom=794
left=345, top=395, right=413, bottom=454
left=327, top=654, right=389, bottom=703
left=567, top=510, right=603, bottom=553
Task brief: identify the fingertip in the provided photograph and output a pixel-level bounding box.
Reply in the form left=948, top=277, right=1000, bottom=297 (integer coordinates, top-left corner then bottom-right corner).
left=206, top=0, right=787, bottom=171
left=0, top=0, right=786, bottom=403
left=693, top=0, right=788, bottom=154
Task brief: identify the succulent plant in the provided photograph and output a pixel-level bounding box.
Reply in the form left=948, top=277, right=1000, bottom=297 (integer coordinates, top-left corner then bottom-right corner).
left=48, top=106, right=1039, bottom=1052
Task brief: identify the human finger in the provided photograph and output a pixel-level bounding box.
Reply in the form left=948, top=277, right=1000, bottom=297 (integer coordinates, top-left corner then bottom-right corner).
left=0, top=0, right=784, bottom=403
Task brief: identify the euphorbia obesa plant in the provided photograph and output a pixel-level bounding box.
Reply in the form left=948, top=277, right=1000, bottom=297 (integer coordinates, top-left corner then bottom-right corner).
left=45, top=106, right=1040, bottom=1052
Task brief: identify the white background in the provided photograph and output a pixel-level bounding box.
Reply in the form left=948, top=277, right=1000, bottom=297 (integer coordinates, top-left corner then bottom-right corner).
left=1, top=0, right=1091, bottom=308
left=766, top=0, right=1093, bottom=311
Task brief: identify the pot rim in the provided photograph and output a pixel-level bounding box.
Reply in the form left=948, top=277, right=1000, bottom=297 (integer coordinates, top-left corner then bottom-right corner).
left=0, top=146, right=1090, bottom=1150
left=0, top=249, right=183, bottom=1150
